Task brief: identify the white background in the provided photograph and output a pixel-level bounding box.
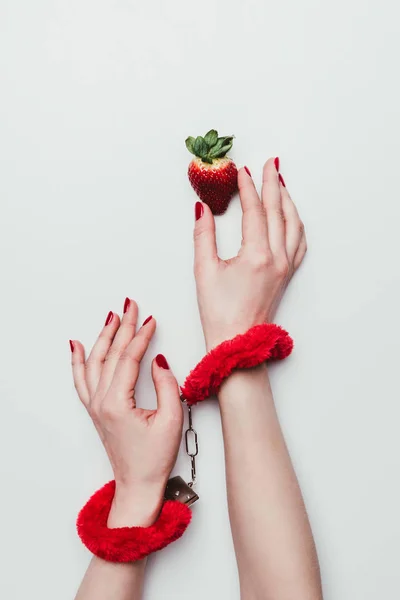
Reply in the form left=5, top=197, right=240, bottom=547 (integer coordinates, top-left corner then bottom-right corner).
left=1, top=1, right=400, bottom=598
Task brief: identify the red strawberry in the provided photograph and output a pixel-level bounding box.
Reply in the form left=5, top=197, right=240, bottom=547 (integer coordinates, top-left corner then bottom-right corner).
left=185, top=129, right=238, bottom=215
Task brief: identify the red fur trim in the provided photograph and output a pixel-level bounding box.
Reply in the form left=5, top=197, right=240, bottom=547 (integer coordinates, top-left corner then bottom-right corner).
left=180, top=323, right=293, bottom=405
left=77, top=481, right=192, bottom=562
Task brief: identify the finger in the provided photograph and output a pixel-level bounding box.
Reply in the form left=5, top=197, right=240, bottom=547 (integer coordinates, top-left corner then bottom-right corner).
left=85, top=311, right=120, bottom=396
left=281, top=186, right=304, bottom=262
left=70, top=340, right=90, bottom=407
left=96, top=298, right=139, bottom=394
left=294, top=233, right=308, bottom=270
left=238, top=166, right=269, bottom=252
left=193, top=201, right=218, bottom=271
left=108, top=317, right=157, bottom=407
left=151, top=354, right=183, bottom=420
left=262, top=158, right=286, bottom=255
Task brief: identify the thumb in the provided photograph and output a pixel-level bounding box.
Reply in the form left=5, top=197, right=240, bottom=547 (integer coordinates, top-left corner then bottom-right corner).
left=152, top=354, right=183, bottom=422
left=193, top=201, right=218, bottom=271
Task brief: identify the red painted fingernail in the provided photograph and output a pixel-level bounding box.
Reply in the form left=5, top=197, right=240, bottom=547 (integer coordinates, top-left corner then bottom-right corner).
left=142, top=315, right=152, bottom=326
left=195, top=201, right=204, bottom=221
left=69, top=340, right=75, bottom=352
left=279, top=173, right=286, bottom=187
left=155, top=354, right=169, bottom=369
left=123, top=297, right=130, bottom=313
left=244, top=166, right=251, bottom=177
left=105, top=311, right=113, bottom=326
left=274, top=157, right=280, bottom=171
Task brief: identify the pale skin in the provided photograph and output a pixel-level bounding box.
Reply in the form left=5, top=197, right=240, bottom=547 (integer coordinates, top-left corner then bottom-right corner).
left=71, top=157, right=322, bottom=600
left=71, top=305, right=184, bottom=599
left=194, top=158, right=322, bottom=599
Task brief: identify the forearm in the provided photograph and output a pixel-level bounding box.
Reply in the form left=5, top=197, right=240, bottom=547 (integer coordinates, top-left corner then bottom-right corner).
left=75, top=557, right=146, bottom=600
left=75, top=484, right=164, bottom=600
left=219, top=364, right=322, bottom=600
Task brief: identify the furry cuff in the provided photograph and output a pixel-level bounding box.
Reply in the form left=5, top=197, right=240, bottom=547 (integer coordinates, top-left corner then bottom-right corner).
left=77, top=480, right=192, bottom=562
left=180, top=323, right=293, bottom=406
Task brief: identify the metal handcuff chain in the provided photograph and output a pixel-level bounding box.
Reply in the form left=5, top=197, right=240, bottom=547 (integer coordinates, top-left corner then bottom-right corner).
left=184, top=403, right=198, bottom=487
left=164, top=399, right=199, bottom=507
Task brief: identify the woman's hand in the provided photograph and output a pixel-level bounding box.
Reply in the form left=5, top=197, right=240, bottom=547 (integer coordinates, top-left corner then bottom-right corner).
left=70, top=300, right=183, bottom=527
left=193, top=159, right=307, bottom=350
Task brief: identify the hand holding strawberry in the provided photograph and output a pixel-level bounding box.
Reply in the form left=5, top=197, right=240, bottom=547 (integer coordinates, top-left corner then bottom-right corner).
left=192, top=159, right=307, bottom=351
left=185, top=129, right=238, bottom=215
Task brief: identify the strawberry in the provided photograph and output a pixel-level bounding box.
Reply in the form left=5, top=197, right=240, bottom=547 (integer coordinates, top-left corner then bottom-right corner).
left=185, top=129, right=238, bottom=215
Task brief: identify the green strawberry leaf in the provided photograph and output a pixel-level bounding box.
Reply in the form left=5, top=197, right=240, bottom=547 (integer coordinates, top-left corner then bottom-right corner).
left=185, top=136, right=196, bottom=154
left=187, top=131, right=234, bottom=161
left=219, top=136, right=234, bottom=147
left=213, top=142, right=233, bottom=158
left=208, top=136, right=233, bottom=158
left=204, top=129, right=218, bottom=147
left=208, top=138, right=224, bottom=157
left=193, top=136, right=208, bottom=158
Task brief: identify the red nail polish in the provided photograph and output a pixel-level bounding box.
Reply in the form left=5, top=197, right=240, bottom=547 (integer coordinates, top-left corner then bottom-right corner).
left=123, top=297, right=130, bottom=313
left=279, top=173, right=286, bottom=187
left=69, top=340, right=75, bottom=352
left=195, top=202, right=204, bottom=221
left=142, top=315, right=152, bottom=326
left=155, top=354, right=169, bottom=369
left=244, top=166, right=251, bottom=177
left=105, top=311, right=113, bottom=326
left=274, top=157, right=280, bottom=172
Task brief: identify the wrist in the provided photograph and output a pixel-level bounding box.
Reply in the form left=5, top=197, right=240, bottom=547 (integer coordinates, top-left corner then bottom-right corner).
left=203, top=321, right=270, bottom=352
left=204, top=327, right=246, bottom=352
left=218, top=363, right=269, bottom=404
left=107, top=482, right=165, bottom=528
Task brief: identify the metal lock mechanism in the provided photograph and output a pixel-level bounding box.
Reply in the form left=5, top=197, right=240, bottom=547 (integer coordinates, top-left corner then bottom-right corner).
left=165, top=475, right=199, bottom=507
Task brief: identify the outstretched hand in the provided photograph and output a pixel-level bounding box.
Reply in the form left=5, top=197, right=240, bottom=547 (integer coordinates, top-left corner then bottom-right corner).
left=70, top=300, right=183, bottom=527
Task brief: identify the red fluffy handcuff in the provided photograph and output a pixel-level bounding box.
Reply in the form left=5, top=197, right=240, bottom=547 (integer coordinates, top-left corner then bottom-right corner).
left=77, top=323, right=293, bottom=562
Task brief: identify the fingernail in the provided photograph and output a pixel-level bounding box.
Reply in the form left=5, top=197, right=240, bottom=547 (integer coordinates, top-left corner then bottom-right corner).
left=279, top=173, right=286, bottom=187
left=105, top=311, right=113, bottom=326
left=155, top=354, right=169, bottom=369
left=142, top=315, right=152, bottom=326
left=195, top=201, right=204, bottom=221
left=274, top=157, right=280, bottom=172
left=69, top=340, right=75, bottom=352
left=244, top=166, right=251, bottom=177
left=123, top=297, right=130, bottom=313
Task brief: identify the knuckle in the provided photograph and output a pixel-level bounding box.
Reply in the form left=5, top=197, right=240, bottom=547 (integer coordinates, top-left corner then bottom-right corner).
left=119, top=350, right=140, bottom=366
left=248, top=204, right=266, bottom=219
left=250, top=250, right=273, bottom=270
left=105, top=347, right=122, bottom=362
left=85, top=357, right=97, bottom=370
left=99, top=402, right=119, bottom=422
left=89, top=402, right=100, bottom=420
left=193, top=226, right=207, bottom=243
left=118, top=349, right=132, bottom=363
left=137, top=330, right=151, bottom=346
left=275, top=257, right=290, bottom=279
